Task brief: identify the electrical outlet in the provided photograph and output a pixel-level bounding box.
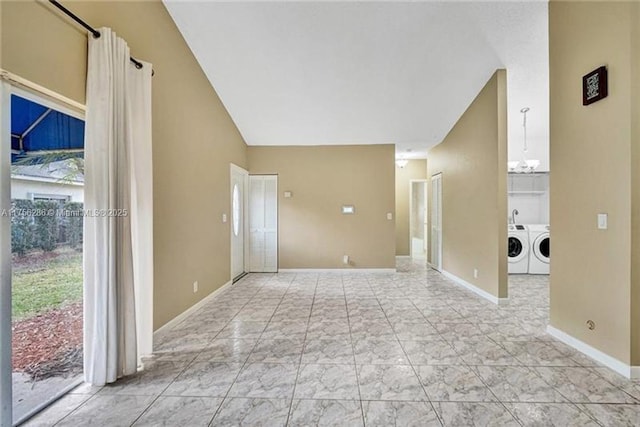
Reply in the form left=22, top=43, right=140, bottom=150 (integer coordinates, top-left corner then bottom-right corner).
left=193, top=281, right=199, bottom=293
left=387, top=213, right=393, bottom=220
left=222, top=214, right=227, bottom=223
left=473, top=269, right=478, bottom=279
left=587, top=320, right=595, bottom=330
left=343, top=255, right=349, bottom=265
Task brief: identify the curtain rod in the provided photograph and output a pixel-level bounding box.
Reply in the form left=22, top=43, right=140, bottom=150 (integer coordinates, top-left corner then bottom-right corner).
left=49, top=0, right=155, bottom=76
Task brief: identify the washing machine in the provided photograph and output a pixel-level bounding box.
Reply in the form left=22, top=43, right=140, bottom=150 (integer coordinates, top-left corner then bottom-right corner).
left=528, top=224, right=550, bottom=274
left=508, top=224, right=529, bottom=274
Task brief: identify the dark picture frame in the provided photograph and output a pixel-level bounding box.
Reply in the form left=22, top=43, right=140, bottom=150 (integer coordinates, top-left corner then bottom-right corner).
left=582, top=66, right=608, bottom=106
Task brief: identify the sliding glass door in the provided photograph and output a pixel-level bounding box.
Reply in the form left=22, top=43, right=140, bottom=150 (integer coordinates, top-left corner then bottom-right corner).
left=1, top=83, right=85, bottom=425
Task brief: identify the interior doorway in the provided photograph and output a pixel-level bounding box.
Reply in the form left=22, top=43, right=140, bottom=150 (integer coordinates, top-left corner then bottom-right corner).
left=430, top=173, right=443, bottom=271
left=248, top=175, right=278, bottom=273
left=230, top=164, right=249, bottom=282
left=409, top=180, right=428, bottom=259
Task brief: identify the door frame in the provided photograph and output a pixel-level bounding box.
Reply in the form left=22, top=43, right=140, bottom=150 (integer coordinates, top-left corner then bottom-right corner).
left=0, top=72, right=86, bottom=426
left=409, top=179, right=428, bottom=259
left=248, top=174, right=279, bottom=273
left=430, top=173, right=443, bottom=272
left=229, top=163, right=249, bottom=282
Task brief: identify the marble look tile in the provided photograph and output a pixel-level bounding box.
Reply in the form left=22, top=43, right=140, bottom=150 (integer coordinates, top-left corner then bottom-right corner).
left=216, top=321, right=268, bottom=339
left=474, top=366, right=567, bottom=403
left=450, top=340, right=519, bottom=366
left=288, top=399, right=363, bottom=427
left=392, top=322, right=441, bottom=341
left=505, top=403, right=599, bottom=427
left=163, top=362, right=242, bottom=397
left=261, top=321, right=308, bottom=339
left=195, top=339, right=257, bottom=363
left=306, top=321, right=351, bottom=339
left=22, top=394, right=91, bottom=427
left=535, top=367, right=638, bottom=404
left=302, top=339, right=355, bottom=364
left=433, top=402, right=519, bottom=427
left=357, top=364, right=426, bottom=401
left=434, top=323, right=487, bottom=341
left=248, top=338, right=304, bottom=363
left=132, top=396, right=222, bottom=426
left=56, top=395, right=154, bottom=427
left=350, top=321, right=396, bottom=341
left=99, top=361, right=188, bottom=396
left=294, top=364, right=359, bottom=400
left=478, top=322, right=547, bottom=342
left=501, top=341, right=578, bottom=367
left=362, top=400, right=441, bottom=427
left=212, top=398, right=289, bottom=427
left=353, top=339, right=409, bottom=365
left=400, top=340, right=461, bottom=365
left=417, top=365, right=496, bottom=402
left=228, top=363, right=298, bottom=398
left=578, top=404, right=640, bottom=426
left=155, top=332, right=217, bottom=353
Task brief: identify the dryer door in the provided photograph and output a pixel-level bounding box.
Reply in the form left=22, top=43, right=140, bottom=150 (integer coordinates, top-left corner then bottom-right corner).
left=533, top=233, right=550, bottom=263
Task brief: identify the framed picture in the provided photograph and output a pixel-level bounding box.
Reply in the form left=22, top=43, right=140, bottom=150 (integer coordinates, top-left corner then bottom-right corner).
left=583, top=66, right=608, bottom=106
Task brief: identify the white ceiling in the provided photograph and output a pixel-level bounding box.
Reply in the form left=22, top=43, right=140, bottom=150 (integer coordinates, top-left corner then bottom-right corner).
left=164, top=1, right=549, bottom=168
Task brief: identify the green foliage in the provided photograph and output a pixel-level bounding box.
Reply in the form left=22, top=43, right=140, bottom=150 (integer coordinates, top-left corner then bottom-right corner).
left=33, top=201, right=60, bottom=252
left=62, top=202, right=83, bottom=249
left=11, top=199, right=35, bottom=256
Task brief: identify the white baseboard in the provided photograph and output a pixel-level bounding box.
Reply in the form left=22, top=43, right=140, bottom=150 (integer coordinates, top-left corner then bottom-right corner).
left=395, top=256, right=411, bottom=260
left=278, top=268, right=396, bottom=274
left=546, top=325, right=634, bottom=379
left=154, top=280, right=232, bottom=337
left=441, top=270, right=508, bottom=305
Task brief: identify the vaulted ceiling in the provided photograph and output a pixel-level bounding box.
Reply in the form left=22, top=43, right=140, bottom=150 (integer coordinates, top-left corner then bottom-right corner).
left=164, top=1, right=549, bottom=167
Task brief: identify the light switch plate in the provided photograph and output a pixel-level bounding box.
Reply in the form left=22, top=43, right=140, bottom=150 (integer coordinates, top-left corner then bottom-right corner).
left=387, top=213, right=393, bottom=220
left=597, top=213, right=607, bottom=230
left=222, top=213, right=227, bottom=223
left=284, top=191, right=292, bottom=198
left=342, top=205, right=355, bottom=214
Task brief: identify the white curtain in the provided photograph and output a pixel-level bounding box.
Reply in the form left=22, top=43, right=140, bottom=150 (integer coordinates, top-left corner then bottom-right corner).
left=84, top=28, right=153, bottom=386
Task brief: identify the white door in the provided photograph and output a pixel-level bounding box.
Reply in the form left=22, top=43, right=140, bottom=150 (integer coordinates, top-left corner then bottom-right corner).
left=249, top=175, right=278, bottom=272
left=430, top=174, right=443, bottom=271
left=230, top=164, right=248, bottom=281
left=410, top=180, right=428, bottom=259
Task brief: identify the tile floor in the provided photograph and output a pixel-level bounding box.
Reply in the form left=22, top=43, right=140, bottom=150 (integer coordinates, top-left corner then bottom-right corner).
left=24, top=259, right=640, bottom=426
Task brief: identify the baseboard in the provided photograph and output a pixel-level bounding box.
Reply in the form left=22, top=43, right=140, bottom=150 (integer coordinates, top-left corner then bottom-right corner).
left=546, top=325, right=633, bottom=378
left=278, top=268, right=396, bottom=273
left=395, top=256, right=411, bottom=260
left=441, top=270, right=507, bottom=305
left=631, top=366, right=640, bottom=380
left=153, top=280, right=232, bottom=337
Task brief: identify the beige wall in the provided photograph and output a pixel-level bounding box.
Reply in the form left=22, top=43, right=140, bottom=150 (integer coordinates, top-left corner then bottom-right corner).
left=248, top=145, right=396, bottom=269
left=549, top=0, right=639, bottom=364
left=395, top=159, right=427, bottom=256
left=1, top=1, right=248, bottom=329
left=427, top=70, right=508, bottom=298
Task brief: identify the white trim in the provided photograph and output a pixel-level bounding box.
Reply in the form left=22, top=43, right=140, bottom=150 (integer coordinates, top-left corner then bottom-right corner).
left=12, top=174, right=84, bottom=186
left=631, top=366, right=640, bottom=380
left=152, top=280, right=232, bottom=341
left=278, top=268, right=396, bottom=274
left=0, top=69, right=85, bottom=115
left=441, top=270, right=508, bottom=305
left=230, top=163, right=249, bottom=281
left=396, top=256, right=411, bottom=260
left=546, top=325, right=632, bottom=378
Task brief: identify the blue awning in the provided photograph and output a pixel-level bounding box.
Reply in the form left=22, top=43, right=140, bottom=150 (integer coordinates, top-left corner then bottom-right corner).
left=11, top=95, right=85, bottom=164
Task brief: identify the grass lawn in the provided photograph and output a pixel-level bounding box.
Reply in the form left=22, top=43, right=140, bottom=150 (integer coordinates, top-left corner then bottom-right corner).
left=12, top=248, right=83, bottom=320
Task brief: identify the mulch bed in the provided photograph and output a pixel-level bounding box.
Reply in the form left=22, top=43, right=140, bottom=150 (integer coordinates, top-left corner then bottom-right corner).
left=12, top=302, right=83, bottom=381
